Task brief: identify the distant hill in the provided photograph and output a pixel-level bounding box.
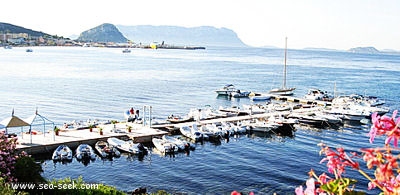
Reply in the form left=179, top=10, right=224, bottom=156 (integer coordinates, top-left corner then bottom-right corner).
left=348, top=46, right=380, bottom=54
left=116, top=25, right=248, bottom=47
left=77, top=23, right=128, bottom=43
left=0, top=22, right=50, bottom=37
left=303, top=47, right=340, bottom=52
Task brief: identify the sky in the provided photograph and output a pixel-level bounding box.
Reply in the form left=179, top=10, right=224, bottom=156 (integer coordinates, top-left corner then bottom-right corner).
left=1, top=0, right=399, bottom=50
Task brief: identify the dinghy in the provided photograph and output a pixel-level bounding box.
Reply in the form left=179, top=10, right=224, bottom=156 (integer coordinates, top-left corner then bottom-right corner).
left=95, top=140, right=121, bottom=158
left=152, top=137, right=178, bottom=153
left=52, top=145, right=73, bottom=161
left=107, top=137, right=148, bottom=155
left=75, top=144, right=96, bottom=161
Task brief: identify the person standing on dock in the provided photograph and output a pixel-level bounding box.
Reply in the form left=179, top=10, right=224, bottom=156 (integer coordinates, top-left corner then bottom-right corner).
left=135, top=110, right=139, bottom=120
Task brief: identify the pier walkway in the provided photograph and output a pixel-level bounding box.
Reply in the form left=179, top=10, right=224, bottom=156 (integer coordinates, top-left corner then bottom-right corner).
left=15, top=96, right=326, bottom=155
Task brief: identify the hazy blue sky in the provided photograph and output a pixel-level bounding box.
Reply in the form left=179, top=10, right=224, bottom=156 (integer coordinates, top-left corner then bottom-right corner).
left=2, top=0, right=399, bottom=50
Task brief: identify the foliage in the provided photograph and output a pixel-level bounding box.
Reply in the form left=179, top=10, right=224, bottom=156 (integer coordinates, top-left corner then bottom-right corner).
left=54, top=126, right=60, bottom=132
left=0, top=177, right=27, bottom=195
left=48, top=176, right=125, bottom=195
left=296, top=110, right=400, bottom=195
left=0, top=132, right=18, bottom=183
left=13, top=153, right=46, bottom=183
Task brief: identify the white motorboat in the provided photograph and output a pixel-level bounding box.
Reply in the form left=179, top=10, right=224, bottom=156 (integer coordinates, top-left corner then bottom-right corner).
left=220, top=121, right=248, bottom=135
left=52, top=145, right=73, bottom=161
left=328, top=107, right=370, bottom=121
left=314, top=111, right=343, bottom=124
left=304, top=88, right=334, bottom=101
left=215, top=84, right=237, bottom=96
left=95, top=140, right=121, bottom=158
left=122, top=48, right=131, bottom=53
left=242, top=104, right=267, bottom=115
left=179, top=125, right=206, bottom=141
left=75, top=144, right=96, bottom=161
left=152, top=137, right=178, bottom=153
left=230, top=90, right=251, bottom=98
left=200, top=123, right=224, bottom=137
left=249, top=119, right=281, bottom=133
left=162, top=135, right=193, bottom=151
left=167, top=114, right=194, bottom=123
left=187, top=107, right=217, bottom=121
left=61, top=119, right=97, bottom=131
left=107, top=137, right=147, bottom=154
left=288, top=113, right=329, bottom=127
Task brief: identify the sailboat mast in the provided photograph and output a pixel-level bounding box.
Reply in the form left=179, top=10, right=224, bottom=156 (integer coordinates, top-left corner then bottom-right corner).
left=282, top=37, right=287, bottom=89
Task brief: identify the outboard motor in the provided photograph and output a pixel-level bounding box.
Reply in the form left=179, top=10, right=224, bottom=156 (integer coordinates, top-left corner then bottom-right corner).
left=137, top=143, right=145, bottom=151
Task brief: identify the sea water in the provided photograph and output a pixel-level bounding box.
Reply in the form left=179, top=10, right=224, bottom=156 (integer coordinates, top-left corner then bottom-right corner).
left=1, top=46, right=400, bottom=194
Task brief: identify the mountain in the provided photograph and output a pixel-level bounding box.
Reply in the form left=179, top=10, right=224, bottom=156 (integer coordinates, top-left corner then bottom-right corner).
left=77, top=23, right=128, bottom=43
left=348, top=46, right=380, bottom=54
left=116, top=25, right=248, bottom=47
left=0, top=22, right=50, bottom=37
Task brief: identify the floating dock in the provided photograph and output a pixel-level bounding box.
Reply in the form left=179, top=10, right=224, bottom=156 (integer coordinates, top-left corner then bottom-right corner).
left=16, top=122, right=167, bottom=155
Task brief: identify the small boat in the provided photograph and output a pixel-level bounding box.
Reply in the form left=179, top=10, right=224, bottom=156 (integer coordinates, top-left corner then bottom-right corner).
left=95, top=141, right=121, bottom=158
left=250, top=94, right=272, bottom=101
left=220, top=121, right=249, bottom=134
left=304, top=88, right=334, bottom=101
left=107, top=137, right=147, bottom=154
left=162, top=135, right=194, bottom=151
left=61, top=119, right=96, bottom=130
left=215, top=84, right=237, bottom=96
left=288, top=113, right=329, bottom=127
left=230, top=90, right=251, bottom=98
left=152, top=137, right=178, bottom=153
left=52, top=145, right=73, bottom=161
left=122, top=48, right=131, bottom=53
left=75, top=144, right=96, bottom=161
left=166, top=114, right=194, bottom=123
left=249, top=119, right=281, bottom=133
left=26, top=48, right=33, bottom=52
left=180, top=125, right=206, bottom=142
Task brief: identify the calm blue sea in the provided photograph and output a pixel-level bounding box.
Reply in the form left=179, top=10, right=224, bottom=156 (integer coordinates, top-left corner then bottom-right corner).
left=1, top=46, right=400, bottom=194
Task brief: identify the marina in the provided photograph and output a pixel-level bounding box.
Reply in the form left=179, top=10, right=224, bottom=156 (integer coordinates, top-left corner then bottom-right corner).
left=1, top=46, right=398, bottom=194
left=13, top=91, right=386, bottom=156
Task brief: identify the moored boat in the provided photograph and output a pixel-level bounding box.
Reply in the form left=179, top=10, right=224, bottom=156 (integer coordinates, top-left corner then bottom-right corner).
left=167, top=114, right=194, bottom=123
left=268, top=37, right=295, bottom=96
left=215, top=84, right=237, bottom=96
left=152, top=137, right=178, bottom=153
left=248, top=119, right=280, bottom=133
left=179, top=124, right=206, bottom=142
left=122, top=48, right=131, bottom=53
left=75, top=144, right=96, bottom=161
left=95, top=140, right=121, bottom=158
left=162, top=135, right=193, bottom=151
left=304, top=88, right=334, bottom=101
left=52, top=145, right=73, bottom=162
left=230, top=90, right=251, bottom=98
left=107, top=137, right=148, bottom=154
left=249, top=93, right=272, bottom=101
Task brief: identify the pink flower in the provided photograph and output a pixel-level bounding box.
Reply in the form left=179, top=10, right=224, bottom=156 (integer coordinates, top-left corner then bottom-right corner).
left=369, top=110, right=400, bottom=147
